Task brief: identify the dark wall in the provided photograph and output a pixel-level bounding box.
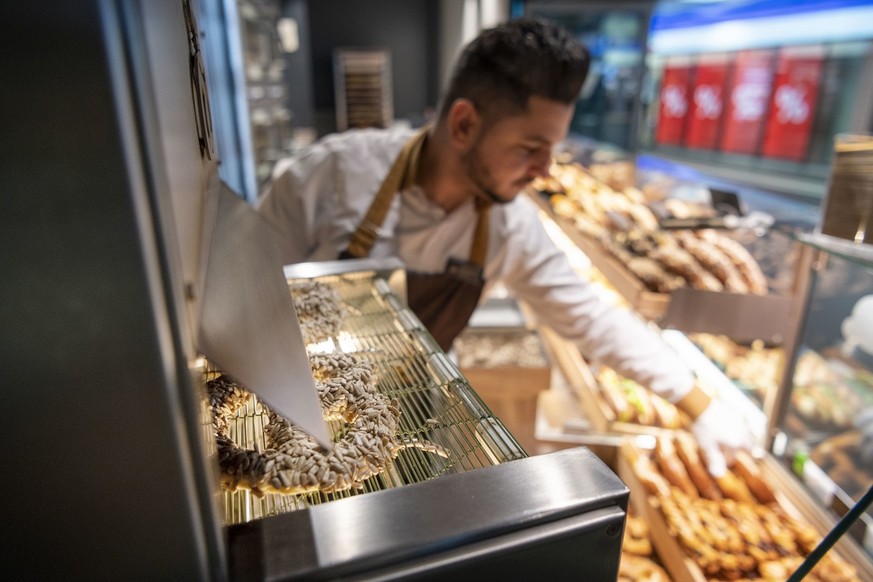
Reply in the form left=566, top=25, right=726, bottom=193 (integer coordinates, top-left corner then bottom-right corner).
left=282, top=0, right=315, bottom=128
left=305, top=0, right=439, bottom=135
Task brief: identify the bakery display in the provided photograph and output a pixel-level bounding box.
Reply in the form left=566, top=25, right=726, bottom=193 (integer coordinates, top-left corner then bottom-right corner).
left=623, top=435, right=860, bottom=581
left=530, top=157, right=873, bottom=577
left=532, top=161, right=769, bottom=296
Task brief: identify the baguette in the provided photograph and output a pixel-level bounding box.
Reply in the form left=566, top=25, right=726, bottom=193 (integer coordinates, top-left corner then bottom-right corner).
left=654, top=436, right=698, bottom=497
left=674, top=432, right=723, bottom=500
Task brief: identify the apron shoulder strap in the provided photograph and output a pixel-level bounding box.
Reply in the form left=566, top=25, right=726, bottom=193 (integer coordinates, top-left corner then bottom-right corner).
left=344, top=128, right=428, bottom=258
left=469, top=199, right=490, bottom=268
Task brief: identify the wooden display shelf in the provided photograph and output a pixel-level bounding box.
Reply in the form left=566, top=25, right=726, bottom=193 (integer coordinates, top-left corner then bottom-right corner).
left=617, top=440, right=873, bottom=582
left=530, top=191, right=794, bottom=344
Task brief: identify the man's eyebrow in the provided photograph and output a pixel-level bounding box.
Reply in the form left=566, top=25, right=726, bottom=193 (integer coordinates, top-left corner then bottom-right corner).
left=522, top=135, right=552, bottom=145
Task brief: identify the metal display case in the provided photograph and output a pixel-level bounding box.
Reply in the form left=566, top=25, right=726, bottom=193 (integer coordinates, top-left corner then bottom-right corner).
left=2, top=2, right=629, bottom=579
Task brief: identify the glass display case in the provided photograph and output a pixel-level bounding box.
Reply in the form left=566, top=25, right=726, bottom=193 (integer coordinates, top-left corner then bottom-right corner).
left=774, top=233, right=873, bottom=557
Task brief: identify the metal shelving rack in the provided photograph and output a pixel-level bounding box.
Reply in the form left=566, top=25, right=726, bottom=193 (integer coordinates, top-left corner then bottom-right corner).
left=333, top=48, right=393, bottom=131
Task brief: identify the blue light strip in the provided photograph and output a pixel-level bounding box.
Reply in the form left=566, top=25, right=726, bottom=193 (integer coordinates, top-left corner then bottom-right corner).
left=649, top=0, right=873, bottom=54
left=651, top=0, right=873, bottom=31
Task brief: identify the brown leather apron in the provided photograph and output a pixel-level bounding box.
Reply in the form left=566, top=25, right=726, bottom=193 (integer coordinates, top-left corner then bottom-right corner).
left=341, top=128, right=490, bottom=351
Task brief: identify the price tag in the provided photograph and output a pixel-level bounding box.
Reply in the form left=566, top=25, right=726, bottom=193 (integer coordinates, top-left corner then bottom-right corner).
left=801, top=460, right=837, bottom=506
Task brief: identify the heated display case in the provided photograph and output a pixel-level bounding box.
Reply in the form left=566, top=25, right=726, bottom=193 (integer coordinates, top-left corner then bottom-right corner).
left=3, top=2, right=630, bottom=579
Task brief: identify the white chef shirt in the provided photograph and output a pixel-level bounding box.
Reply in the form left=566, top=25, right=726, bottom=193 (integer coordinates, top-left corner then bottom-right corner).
left=257, top=127, right=695, bottom=402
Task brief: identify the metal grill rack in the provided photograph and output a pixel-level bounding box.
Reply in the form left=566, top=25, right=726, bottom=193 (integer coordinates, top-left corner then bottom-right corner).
left=219, top=270, right=526, bottom=525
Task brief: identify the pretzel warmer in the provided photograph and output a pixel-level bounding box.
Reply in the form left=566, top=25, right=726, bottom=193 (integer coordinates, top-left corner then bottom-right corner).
left=4, top=2, right=628, bottom=580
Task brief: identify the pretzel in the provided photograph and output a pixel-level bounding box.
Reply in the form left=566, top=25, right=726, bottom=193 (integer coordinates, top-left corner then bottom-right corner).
left=208, top=353, right=448, bottom=496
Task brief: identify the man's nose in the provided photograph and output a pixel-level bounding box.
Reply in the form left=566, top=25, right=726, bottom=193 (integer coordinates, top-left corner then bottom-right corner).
left=530, top=152, right=551, bottom=178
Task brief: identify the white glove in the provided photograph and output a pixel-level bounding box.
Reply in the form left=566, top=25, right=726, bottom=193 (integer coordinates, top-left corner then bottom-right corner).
left=690, top=399, right=755, bottom=477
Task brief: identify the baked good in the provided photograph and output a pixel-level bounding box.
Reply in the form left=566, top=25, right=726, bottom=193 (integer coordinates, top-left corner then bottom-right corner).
left=622, top=513, right=653, bottom=556
left=649, top=243, right=724, bottom=292
left=600, top=373, right=634, bottom=423
left=618, top=554, right=670, bottom=582
left=649, top=391, right=686, bottom=429
left=675, top=231, right=749, bottom=293
left=624, top=426, right=863, bottom=581
left=731, top=451, right=777, bottom=504
left=626, top=256, right=686, bottom=293
left=699, top=230, right=768, bottom=295
left=674, top=431, right=722, bottom=500
left=633, top=453, right=673, bottom=497
left=715, top=471, right=755, bottom=503
left=654, top=436, right=698, bottom=497
left=289, top=280, right=346, bottom=344
left=597, top=368, right=683, bottom=427
left=207, top=353, right=448, bottom=496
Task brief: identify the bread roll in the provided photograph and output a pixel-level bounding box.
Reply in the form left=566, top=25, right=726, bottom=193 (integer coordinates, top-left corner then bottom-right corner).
left=715, top=471, right=755, bottom=503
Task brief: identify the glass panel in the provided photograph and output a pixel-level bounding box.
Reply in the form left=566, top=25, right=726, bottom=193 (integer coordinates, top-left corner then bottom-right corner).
left=784, top=250, right=873, bottom=554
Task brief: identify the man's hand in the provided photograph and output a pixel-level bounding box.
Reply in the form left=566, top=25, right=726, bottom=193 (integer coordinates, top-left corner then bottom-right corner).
left=690, top=399, right=755, bottom=477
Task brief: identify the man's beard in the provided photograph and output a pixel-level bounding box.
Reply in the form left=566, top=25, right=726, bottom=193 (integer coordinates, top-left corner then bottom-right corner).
left=462, top=144, right=520, bottom=206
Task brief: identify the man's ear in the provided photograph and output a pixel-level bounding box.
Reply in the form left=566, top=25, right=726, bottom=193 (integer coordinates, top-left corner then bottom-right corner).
left=447, top=99, right=481, bottom=149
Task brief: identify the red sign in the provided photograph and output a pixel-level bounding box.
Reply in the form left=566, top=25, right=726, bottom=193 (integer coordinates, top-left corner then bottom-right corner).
left=656, top=57, right=693, bottom=146
left=720, top=50, right=775, bottom=155
left=685, top=54, right=730, bottom=150
left=761, top=46, right=825, bottom=161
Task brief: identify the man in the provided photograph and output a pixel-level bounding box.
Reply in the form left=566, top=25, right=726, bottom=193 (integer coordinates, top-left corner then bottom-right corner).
left=257, top=17, right=752, bottom=473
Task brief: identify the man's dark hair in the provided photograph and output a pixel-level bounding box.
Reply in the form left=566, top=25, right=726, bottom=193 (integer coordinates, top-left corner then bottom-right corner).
left=438, top=17, right=589, bottom=122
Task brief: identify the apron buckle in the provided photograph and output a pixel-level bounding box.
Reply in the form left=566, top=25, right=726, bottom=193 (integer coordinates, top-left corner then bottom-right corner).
left=359, top=219, right=386, bottom=239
